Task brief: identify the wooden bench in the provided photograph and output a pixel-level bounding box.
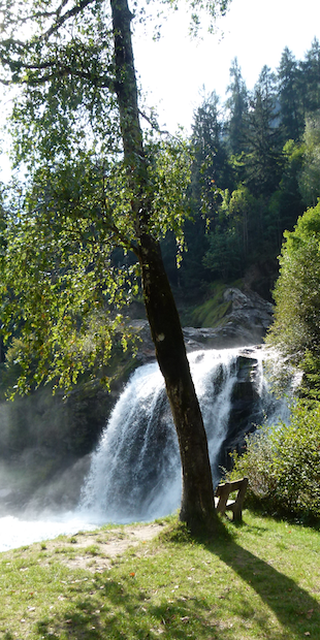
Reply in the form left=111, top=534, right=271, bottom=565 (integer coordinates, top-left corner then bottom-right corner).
left=214, top=477, right=248, bottom=522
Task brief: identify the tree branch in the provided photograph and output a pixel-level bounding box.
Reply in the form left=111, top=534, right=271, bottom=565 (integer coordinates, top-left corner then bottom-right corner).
left=0, top=53, right=116, bottom=91
left=43, top=0, right=97, bottom=39
left=23, top=64, right=116, bottom=91
left=109, top=222, right=139, bottom=256
left=138, top=109, right=181, bottom=140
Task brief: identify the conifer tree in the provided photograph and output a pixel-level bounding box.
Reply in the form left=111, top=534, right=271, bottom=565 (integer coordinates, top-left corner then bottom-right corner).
left=277, top=47, right=304, bottom=141
left=300, top=37, right=320, bottom=114
left=244, top=67, right=283, bottom=197
left=225, top=58, right=249, bottom=157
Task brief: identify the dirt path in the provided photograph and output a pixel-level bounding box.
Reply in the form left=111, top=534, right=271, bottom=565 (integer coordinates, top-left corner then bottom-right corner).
left=43, top=522, right=165, bottom=571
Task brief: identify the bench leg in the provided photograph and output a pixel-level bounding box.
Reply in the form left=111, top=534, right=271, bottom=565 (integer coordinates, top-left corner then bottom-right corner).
left=232, top=507, right=242, bottom=522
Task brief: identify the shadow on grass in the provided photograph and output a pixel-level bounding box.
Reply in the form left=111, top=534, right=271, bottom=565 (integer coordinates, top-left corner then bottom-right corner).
left=34, top=525, right=320, bottom=640
left=205, top=531, right=320, bottom=638
left=34, top=579, right=220, bottom=640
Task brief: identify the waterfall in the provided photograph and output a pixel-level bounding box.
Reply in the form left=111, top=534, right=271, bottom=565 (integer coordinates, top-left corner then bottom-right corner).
left=80, top=346, right=289, bottom=524
left=0, top=345, right=294, bottom=552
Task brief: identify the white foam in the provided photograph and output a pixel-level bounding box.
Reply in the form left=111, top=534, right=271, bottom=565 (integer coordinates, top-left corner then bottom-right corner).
left=0, top=513, right=99, bottom=552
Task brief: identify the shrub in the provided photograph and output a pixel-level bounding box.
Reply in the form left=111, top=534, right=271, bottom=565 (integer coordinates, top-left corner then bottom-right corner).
left=228, top=401, right=320, bottom=521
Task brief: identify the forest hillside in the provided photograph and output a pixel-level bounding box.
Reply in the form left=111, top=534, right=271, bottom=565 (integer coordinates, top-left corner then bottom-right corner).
left=162, top=39, right=320, bottom=308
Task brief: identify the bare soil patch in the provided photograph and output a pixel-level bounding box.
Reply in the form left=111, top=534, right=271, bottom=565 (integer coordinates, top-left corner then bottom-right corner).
left=42, top=522, right=164, bottom=571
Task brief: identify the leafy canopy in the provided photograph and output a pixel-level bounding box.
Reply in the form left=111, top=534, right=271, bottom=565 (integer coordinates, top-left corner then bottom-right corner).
left=1, top=136, right=192, bottom=393
left=229, top=400, right=320, bottom=522
left=0, top=0, right=235, bottom=393
left=266, top=201, right=320, bottom=397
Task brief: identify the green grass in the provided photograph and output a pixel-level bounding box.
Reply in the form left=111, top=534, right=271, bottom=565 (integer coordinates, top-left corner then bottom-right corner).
left=0, top=511, right=319, bottom=639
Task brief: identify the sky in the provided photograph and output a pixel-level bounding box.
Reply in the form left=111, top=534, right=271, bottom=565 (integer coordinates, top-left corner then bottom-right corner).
left=133, top=0, right=320, bottom=133
left=1, top=0, right=320, bottom=179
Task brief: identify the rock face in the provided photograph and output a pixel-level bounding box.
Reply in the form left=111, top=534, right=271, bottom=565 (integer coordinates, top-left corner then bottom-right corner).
left=215, top=353, right=265, bottom=473
left=135, top=287, right=273, bottom=362
left=184, top=288, right=273, bottom=350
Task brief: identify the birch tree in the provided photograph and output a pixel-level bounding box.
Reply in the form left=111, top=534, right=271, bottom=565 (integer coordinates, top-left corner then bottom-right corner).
left=0, top=0, right=231, bottom=532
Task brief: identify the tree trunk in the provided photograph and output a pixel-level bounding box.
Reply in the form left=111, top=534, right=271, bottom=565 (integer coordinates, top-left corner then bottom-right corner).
left=138, top=233, right=217, bottom=530
left=110, top=0, right=218, bottom=531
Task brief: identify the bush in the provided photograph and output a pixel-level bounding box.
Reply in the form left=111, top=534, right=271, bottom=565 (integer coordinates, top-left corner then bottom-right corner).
left=228, top=401, right=320, bottom=521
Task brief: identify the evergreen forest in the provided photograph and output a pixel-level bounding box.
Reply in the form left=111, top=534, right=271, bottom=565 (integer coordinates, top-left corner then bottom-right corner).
left=163, top=39, right=320, bottom=304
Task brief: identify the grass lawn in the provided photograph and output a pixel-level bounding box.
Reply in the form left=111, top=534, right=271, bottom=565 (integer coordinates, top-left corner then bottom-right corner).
left=0, top=510, right=319, bottom=640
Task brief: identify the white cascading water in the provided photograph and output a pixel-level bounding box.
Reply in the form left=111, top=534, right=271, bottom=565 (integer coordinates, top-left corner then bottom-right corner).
left=0, top=346, right=292, bottom=551
left=80, top=346, right=289, bottom=524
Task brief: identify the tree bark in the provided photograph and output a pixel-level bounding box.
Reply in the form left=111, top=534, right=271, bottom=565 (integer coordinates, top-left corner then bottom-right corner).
left=138, top=233, right=217, bottom=530
left=110, top=0, right=218, bottom=531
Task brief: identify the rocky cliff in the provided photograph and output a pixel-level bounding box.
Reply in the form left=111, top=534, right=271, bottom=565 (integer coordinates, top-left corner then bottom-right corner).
left=135, top=287, right=273, bottom=362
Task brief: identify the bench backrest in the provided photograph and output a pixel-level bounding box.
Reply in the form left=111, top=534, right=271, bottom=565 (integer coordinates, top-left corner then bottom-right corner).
left=215, top=477, right=248, bottom=495
left=215, top=477, right=248, bottom=521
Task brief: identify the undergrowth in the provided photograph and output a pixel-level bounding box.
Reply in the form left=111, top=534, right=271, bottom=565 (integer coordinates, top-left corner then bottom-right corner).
left=228, top=400, right=320, bottom=522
